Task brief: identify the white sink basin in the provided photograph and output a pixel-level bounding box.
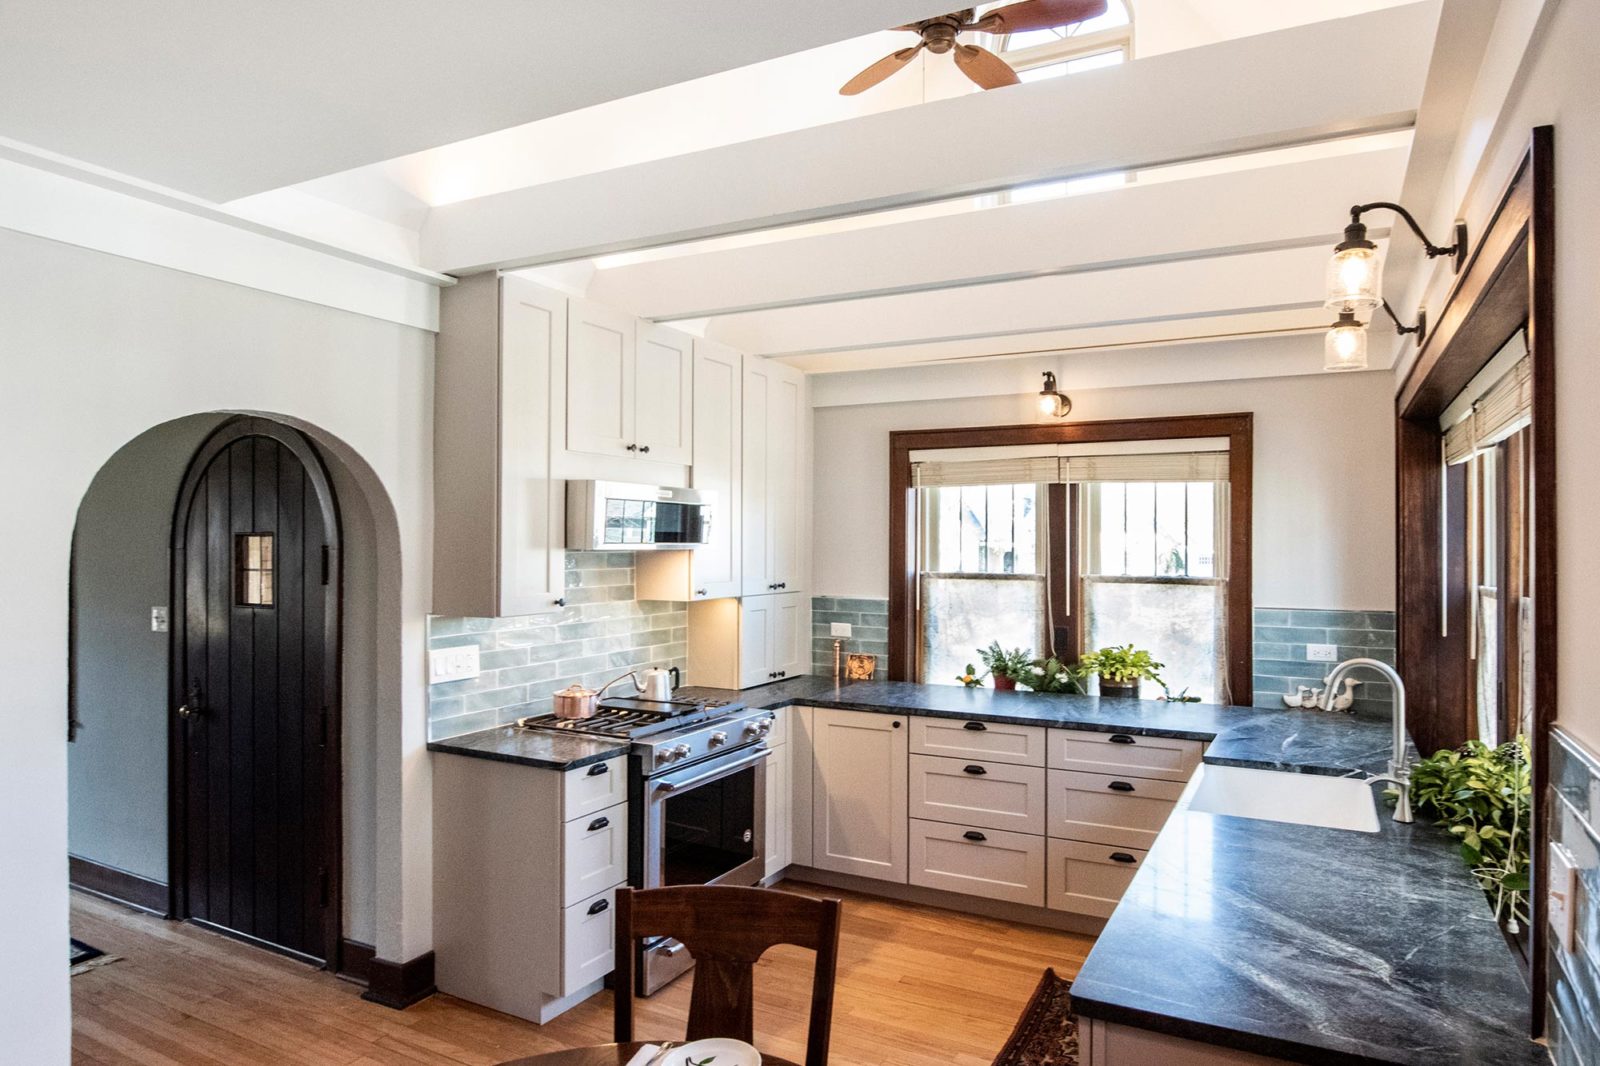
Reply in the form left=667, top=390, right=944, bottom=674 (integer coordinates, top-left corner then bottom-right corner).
left=1187, top=764, right=1380, bottom=833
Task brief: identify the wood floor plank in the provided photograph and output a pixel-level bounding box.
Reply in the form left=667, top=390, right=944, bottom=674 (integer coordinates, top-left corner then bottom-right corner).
left=72, top=882, right=1095, bottom=1065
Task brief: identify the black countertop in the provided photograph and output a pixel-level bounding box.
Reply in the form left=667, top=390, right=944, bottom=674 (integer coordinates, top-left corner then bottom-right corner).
left=429, top=675, right=1540, bottom=1064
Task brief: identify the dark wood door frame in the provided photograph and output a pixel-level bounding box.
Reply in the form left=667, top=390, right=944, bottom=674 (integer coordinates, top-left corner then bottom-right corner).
left=166, top=415, right=344, bottom=969
left=889, top=413, right=1254, bottom=703
left=1393, top=126, right=1553, bottom=1032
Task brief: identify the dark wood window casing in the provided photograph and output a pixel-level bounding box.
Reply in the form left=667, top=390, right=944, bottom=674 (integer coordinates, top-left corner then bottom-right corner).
left=889, top=413, right=1254, bottom=704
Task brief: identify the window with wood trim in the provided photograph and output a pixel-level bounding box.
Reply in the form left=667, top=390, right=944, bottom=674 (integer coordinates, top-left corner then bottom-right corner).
left=236, top=532, right=275, bottom=607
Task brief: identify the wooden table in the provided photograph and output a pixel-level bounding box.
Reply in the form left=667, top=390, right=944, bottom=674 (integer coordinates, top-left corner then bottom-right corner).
left=498, top=1042, right=800, bottom=1066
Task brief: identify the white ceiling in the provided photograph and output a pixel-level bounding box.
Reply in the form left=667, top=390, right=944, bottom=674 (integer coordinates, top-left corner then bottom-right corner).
left=0, top=0, right=950, bottom=200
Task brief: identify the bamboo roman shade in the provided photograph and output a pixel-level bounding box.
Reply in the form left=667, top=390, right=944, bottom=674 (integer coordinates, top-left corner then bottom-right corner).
left=911, top=437, right=1229, bottom=487
left=1443, top=356, right=1532, bottom=465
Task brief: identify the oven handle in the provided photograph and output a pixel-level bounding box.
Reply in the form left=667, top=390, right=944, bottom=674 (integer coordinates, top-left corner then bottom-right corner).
left=653, top=747, right=769, bottom=794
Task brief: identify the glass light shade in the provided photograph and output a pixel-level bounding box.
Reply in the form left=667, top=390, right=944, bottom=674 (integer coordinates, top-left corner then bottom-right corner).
left=1324, top=245, right=1383, bottom=312
left=1324, top=319, right=1369, bottom=371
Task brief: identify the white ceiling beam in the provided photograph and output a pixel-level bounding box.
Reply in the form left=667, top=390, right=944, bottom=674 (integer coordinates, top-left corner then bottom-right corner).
left=423, top=3, right=1437, bottom=274
left=701, top=244, right=1341, bottom=356
left=585, top=147, right=1410, bottom=320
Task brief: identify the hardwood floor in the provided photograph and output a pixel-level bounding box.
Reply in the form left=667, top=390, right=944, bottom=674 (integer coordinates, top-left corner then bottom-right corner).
left=71, top=883, right=1094, bottom=1065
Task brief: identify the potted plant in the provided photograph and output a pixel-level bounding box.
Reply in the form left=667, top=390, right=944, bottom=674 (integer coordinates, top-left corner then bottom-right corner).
left=956, top=663, right=985, bottom=689
left=977, top=642, right=1033, bottom=691
left=1077, top=644, right=1164, bottom=698
left=1022, top=655, right=1085, bottom=694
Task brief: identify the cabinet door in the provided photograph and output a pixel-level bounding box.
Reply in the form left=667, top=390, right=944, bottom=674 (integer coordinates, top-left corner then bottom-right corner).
left=767, top=363, right=804, bottom=591
left=498, top=277, right=567, bottom=615
left=566, top=298, right=635, bottom=458
left=740, top=356, right=772, bottom=595
left=764, top=740, right=790, bottom=879
left=770, top=592, right=805, bottom=680
left=635, top=322, right=693, bottom=464
left=812, top=708, right=908, bottom=883
left=691, top=340, right=742, bottom=598
left=790, top=708, right=815, bottom=866
left=739, top=596, right=773, bottom=688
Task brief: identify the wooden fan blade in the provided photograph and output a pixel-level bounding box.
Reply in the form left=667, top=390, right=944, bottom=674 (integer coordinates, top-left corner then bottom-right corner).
left=954, top=44, right=1020, bottom=90
left=839, top=43, right=923, bottom=95
left=976, top=0, right=1108, bottom=34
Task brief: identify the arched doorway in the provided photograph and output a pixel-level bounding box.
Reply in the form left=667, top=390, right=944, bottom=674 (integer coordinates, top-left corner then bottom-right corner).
left=166, top=416, right=343, bottom=965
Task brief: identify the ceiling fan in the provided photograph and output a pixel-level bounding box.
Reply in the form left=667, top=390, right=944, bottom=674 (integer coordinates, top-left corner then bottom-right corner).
left=839, top=0, right=1109, bottom=96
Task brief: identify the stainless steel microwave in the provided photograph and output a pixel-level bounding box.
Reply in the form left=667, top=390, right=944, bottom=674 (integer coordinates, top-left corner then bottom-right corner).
left=566, top=481, right=714, bottom=551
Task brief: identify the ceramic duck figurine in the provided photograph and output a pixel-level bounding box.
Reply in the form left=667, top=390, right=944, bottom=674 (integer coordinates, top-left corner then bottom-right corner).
left=1325, top=677, right=1359, bottom=712
left=1282, top=685, right=1313, bottom=708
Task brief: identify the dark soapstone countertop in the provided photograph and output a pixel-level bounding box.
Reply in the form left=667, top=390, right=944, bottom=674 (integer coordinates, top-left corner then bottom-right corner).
left=427, top=723, right=628, bottom=770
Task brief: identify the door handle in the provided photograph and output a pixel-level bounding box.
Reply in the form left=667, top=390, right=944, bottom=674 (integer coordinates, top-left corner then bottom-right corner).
left=963, top=830, right=987, bottom=842
left=176, top=681, right=203, bottom=720
left=1107, top=781, right=1136, bottom=792
left=1109, top=852, right=1138, bottom=864
left=654, top=748, right=768, bottom=793
left=176, top=702, right=201, bottom=720
left=963, top=764, right=988, bottom=776
left=963, top=721, right=987, bottom=732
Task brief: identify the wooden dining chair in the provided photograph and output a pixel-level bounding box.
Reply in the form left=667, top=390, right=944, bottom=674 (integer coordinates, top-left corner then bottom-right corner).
left=612, top=885, right=843, bottom=1066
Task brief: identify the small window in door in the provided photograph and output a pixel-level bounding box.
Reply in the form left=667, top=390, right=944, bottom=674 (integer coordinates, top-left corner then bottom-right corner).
left=236, top=533, right=274, bottom=607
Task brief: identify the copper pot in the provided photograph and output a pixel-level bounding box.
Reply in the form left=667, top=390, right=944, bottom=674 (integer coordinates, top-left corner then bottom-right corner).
left=552, top=683, right=599, bottom=719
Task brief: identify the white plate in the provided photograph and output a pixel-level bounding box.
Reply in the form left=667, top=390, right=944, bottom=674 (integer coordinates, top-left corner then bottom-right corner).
left=667, top=1038, right=762, bottom=1066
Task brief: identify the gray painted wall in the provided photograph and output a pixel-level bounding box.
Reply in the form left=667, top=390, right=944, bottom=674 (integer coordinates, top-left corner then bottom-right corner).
left=68, top=414, right=226, bottom=882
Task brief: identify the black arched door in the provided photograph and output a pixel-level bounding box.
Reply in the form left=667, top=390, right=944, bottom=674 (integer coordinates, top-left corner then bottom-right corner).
left=169, top=417, right=341, bottom=965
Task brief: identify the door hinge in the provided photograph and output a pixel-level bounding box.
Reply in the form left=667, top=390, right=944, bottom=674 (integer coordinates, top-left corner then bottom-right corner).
left=320, top=545, right=331, bottom=585
left=319, top=867, right=330, bottom=908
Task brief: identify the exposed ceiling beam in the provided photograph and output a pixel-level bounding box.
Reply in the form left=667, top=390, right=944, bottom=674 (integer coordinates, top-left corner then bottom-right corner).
left=585, top=147, right=1410, bottom=320
left=423, top=3, right=1437, bottom=274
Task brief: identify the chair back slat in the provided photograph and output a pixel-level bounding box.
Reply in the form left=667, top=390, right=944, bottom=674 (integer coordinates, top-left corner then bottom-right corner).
left=612, top=886, right=843, bottom=1066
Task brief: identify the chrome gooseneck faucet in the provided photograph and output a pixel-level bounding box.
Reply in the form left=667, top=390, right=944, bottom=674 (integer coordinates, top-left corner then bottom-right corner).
left=1323, top=657, right=1414, bottom=824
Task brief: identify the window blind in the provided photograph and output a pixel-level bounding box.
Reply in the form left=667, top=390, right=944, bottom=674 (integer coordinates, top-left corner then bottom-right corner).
left=1442, top=355, right=1532, bottom=465
left=912, top=439, right=1230, bottom=487
left=912, top=455, right=1061, bottom=488
left=1061, top=450, right=1229, bottom=483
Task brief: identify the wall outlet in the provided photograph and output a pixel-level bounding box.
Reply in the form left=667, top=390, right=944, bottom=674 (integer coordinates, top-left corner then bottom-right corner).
left=1306, top=643, right=1338, bottom=663
left=830, top=622, right=853, bottom=638
left=429, top=645, right=481, bottom=684
left=150, top=606, right=169, bottom=633
left=1548, top=842, right=1579, bottom=953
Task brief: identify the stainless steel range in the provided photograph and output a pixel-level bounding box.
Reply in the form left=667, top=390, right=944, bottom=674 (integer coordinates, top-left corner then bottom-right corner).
left=517, top=693, right=775, bottom=995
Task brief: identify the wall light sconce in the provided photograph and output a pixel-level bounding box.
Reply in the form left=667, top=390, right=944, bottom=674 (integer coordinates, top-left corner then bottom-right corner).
left=1323, top=301, right=1426, bottom=372
left=1324, top=202, right=1468, bottom=313
left=1037, top=371, right=1072, bottom=418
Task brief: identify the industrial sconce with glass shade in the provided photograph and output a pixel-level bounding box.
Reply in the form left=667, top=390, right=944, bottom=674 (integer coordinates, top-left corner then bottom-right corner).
left=1321, top=201, right=1467, bottom=371
left=1037, top=371, right=1072, bottom=418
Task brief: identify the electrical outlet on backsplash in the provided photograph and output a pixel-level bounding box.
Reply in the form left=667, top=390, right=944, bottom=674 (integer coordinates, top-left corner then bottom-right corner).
left=1547, top=728, right=1600, bottom=1065
left=426, top=551, right=687, bottom=741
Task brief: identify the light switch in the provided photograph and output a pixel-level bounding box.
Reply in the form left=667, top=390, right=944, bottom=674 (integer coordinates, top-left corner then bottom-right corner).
left=1306, top=643, right=1338, bottom=663
left=151, top=606, right=169, bottom=633
left=429, top=645, right=481, bottom=684
left=830, top=622, right=852, bottom=638
left=1549, top=842, right=1579, bottom=953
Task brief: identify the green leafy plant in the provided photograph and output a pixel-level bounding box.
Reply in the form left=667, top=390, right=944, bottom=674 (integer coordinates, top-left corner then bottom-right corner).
left=1159, top=682, right=1202, bottom=703
left=956, top=663, right=985, bottom=688
left=1077, top=645, right=1165, bottom=685
left=1022, top=655, right=1086, bottom=694
left=1405, top=736, right=1531, bottom=930
left=977, top=641, right=1034, bottom=681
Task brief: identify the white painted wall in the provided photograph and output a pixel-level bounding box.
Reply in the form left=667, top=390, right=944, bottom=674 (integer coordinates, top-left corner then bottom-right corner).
left=812, top=368, right=1396, bottom=612
left=0, top=224, right=434, bottom=1061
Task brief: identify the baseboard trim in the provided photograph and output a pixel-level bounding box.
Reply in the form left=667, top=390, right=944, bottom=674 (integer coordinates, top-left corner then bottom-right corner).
left=361, top=950, right=436, bottom=1009
left=69, top=855, right=168, bottom=915
left=781, top=866, right=1107, bottom=937
left=338, top=938, right=375, bottom=985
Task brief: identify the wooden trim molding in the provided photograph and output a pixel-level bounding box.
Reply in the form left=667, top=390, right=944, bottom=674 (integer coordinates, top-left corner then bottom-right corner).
left=338, top=939, right=376, bottom=985
left=888, top=413, right=1254, bottom=704
left=69, top=855, right=169, bottom=916
left=361, top=950, right=437, bottom=1010
left=1392, top=126, right=1555, bottom=1036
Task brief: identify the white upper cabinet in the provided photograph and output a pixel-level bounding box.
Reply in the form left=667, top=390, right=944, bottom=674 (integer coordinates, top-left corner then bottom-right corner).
left=742, top=356, right=806, bottom=596
left=565, top=297, right=635, bottom=459
left=560, top=299, right=694, bottom=475
left=635, top=322, right=693, bottom=465
left=433, top=273, right=567, bottom=618
left=690, top=339, right=741, bottom=597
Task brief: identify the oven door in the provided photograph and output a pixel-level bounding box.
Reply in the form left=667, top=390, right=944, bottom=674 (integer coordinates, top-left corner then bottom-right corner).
left=637, top=745, right=768, bottom=994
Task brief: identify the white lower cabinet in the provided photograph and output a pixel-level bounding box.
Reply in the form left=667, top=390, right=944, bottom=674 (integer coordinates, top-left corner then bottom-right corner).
left=811, top=708, right=908, bottom=883
left=909, top=717, right=1047, bottom=767
left=1048, top=728, right=1203, bottom=783
left=561, top=886, right=620, bottom=994
left=1046, top=769, right=1183, bottom=850
left=1046, top=838, right=1147, bottom=918
left=909, top=818, right=1045, bottom=906
left=562, top=802, right=628, bottom=905
left=764, top=715, right=792, bottom=879
left=909, top=754, right=1046, bottom=835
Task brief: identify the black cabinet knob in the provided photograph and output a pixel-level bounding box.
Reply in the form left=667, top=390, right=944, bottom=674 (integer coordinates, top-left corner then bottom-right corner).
left=963, top=764, right=988, bottom=776
left=892, top=720, right=902, bottom=729
left=586, top=762, right=609, bottom=777
left=587, top=898, right=610, bottom=915
left=639, top=445, right=650, bottom=454
left=587, top=816, right=610, bottom=832
left=1109, top=733, right=1136, bottom=745
left=625, top=443, right=638, bottom=452
left=963, top=721, right=987, bottom=732
left=1109, top=852, right=1137, bottom=864
left=695, top=588, right=707, bottom=597
left=963, top=830, right=987, bottom=842
left=1108, top=781, right=1136, bottom=793
left=553, top=597, right=566, bottom=607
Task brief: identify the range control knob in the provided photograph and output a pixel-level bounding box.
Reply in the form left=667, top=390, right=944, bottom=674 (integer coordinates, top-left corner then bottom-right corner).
left=708, top=731, right=729, bottom=748
left=655, top=747, right=676, bottom=765
left=671, top=743, right=693, bottom=761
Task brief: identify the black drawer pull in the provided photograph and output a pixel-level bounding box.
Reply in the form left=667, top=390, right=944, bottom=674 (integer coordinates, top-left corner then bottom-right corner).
left=1109, top=852, right=1138, bottom=864
left=1109, top=733, right=1136, bottom=745
left=963, top=830, right=987, bottom=842
left=586, top=762, right=609, bottom=777
left=963, top=721, right=987, bottom=732
left=587, top=898, right=610, bottom=915
left=587, top=816, right=610, bottom=832
left=963, top=764, right=988, bottom=776
left=1107, top=781, right=1136, bottom=793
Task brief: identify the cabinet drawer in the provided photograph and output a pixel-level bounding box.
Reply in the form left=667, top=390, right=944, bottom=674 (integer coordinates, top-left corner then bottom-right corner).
left=910, top=718, right=1046, bottom=767
left=909, top=754, right=1046, bottom=834
left=1046, top=838, right=1147, bottom=918
left=1047, top=769, right=1182, bottom=849
left=765, top=706, right=790, bottom=749
left=562, top=801, right=628, bottom=905
left=563, top=755, right=628, bottom=820
left=561, top=886, right=618, bottom=995
left=908, top=818, right=1045, bottom=907
left=1047, top=728, right=1202, bottom=782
